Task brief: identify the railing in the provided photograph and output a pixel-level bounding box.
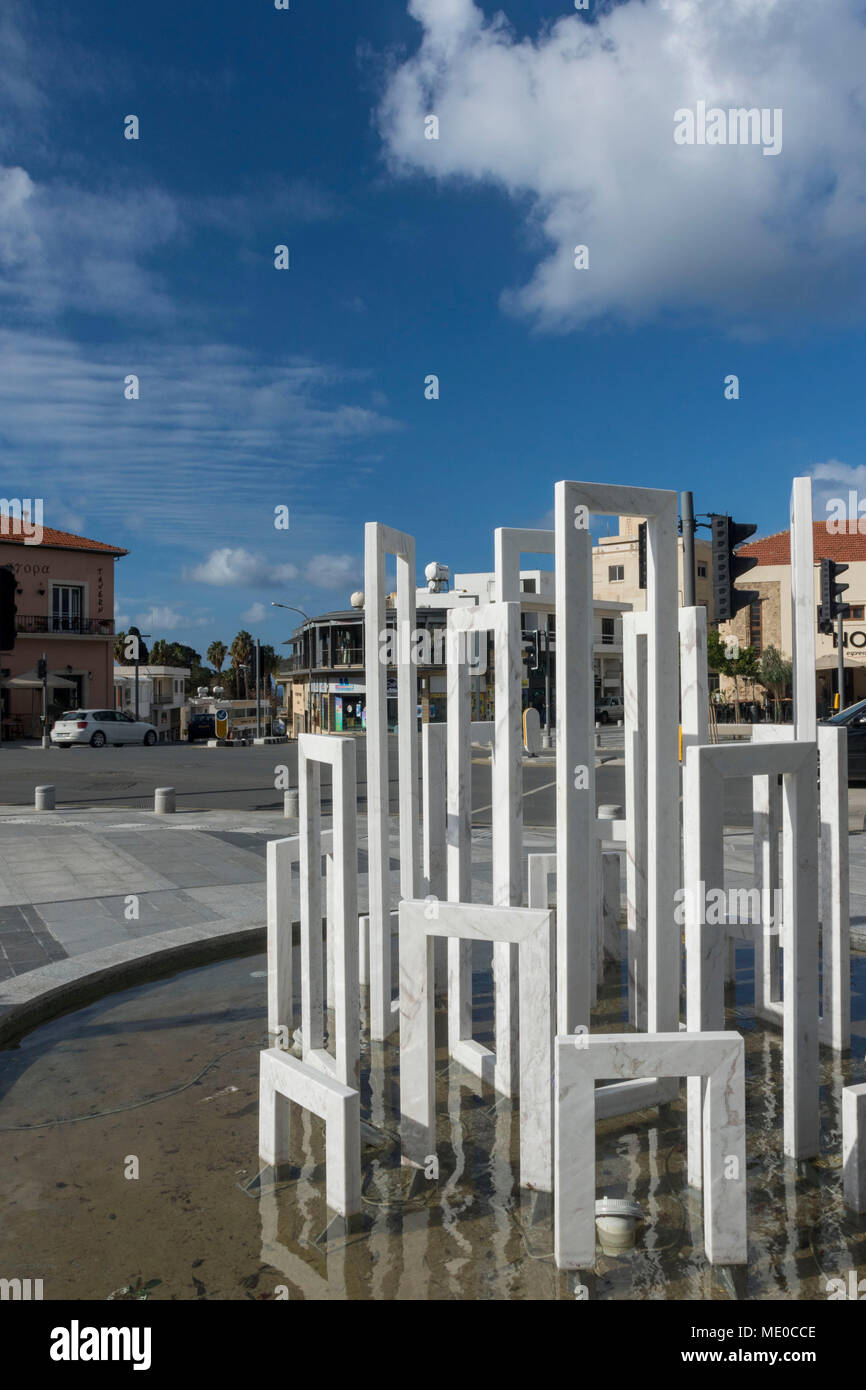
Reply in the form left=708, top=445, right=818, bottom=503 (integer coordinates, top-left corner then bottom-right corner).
left=16, top=614, right=115, bottom=636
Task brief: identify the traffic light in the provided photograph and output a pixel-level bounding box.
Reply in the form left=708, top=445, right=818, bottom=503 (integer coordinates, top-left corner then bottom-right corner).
left=818, top=559, right=849, bottom=634
left=37, top=658, right=47, bottom=680
left=0, top=566, right=16, bottom=651
left=711, top=515, right=758, bottom=622
left=637, top=522, right=647, bottom=590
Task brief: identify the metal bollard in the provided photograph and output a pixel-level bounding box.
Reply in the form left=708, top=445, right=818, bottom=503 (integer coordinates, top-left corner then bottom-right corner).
left=284, top=788, right=299, bottom=818
left=35, top=784, right=55, bottom=811
left=154, top=787, right=176, bottom=814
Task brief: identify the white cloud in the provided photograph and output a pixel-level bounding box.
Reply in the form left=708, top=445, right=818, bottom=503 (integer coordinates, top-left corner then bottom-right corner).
left=810, top=460, right=866, bottom=518
left=304, top=553, right=361, bottom=590
left=378, top=0, right=866, bottom=331
left=189, top=548, right=299, bottom=587
left=134, top=605, right=209, bottom=631
left=242, top=601, right=267, bottom=623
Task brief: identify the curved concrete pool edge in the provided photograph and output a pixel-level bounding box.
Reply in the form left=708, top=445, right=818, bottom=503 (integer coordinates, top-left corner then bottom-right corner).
left=0, top=919, right=265, bottom=1047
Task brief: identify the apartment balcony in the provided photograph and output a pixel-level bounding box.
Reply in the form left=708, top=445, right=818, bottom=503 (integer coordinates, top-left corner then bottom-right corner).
left=17, top=614, right=115, bottom=637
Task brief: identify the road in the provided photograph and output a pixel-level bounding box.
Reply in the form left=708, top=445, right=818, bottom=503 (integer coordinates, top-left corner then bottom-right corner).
left=0, top=736, right=758, bottom=826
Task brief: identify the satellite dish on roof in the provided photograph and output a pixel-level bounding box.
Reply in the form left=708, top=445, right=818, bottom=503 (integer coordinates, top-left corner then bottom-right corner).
left=350, top=591, right=364, bottom=609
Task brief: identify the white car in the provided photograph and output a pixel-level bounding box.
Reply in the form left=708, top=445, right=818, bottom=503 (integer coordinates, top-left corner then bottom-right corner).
left=51, top=709, right=159, bottom=748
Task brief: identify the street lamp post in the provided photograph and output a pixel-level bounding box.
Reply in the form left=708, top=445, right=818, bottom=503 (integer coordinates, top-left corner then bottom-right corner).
left=272, top=603, right=311, bottom=737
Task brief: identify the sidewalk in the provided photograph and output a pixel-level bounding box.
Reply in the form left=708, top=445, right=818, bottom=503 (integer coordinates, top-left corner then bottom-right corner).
left=0, top=803, right=863, bottom=997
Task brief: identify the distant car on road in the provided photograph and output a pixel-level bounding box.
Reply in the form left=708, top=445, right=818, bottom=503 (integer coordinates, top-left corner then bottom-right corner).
left=51, top=709, right=159, bottom=748
left=820, top=698, right=866, bottom=781
left=595, top=695, right=624, bottom=724
left=188, top=712, right=216, bottom=743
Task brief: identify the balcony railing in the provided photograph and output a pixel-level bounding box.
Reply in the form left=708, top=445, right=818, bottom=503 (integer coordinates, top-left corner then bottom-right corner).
left=16, top=615, right=115, bottom=636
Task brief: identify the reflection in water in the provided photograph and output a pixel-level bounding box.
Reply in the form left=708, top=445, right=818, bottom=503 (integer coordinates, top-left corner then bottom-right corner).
left=1, top=943, right=865, bottom=1299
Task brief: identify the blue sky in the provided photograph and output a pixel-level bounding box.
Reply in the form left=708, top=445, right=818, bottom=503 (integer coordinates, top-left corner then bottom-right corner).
left=3, top=0, right=866, bottom=653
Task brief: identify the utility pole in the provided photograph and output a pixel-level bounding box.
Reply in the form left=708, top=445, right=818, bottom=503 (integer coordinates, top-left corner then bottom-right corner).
left=837, top=610, right=845, bottom=712
left=543, top=620, right=552, bottom=749
left=40, top=651, right=49, bottom=748
left=681, top=491, right=696, bottom=607
left=255, top=639, right=262, bottom=739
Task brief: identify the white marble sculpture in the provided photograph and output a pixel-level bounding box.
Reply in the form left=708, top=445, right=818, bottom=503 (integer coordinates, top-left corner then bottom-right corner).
left=554, top=1031, right=747, bottom=1269
left=258, top=733, right=361, bottom=1217
left=842, top=1083, right=866, bottom=1213
left=446, top=602, right=523, bottom=1095
left=399, top=897, right=554, bottom=1191
left=364, top=522, right=420, bottom=1040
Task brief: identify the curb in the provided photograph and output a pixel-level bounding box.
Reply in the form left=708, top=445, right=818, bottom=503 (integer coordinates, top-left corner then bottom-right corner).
left=0, top=918, right=265, bottom=1048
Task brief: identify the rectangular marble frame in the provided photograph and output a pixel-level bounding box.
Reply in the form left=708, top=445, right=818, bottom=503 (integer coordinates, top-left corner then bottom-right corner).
left=266, top=828, right=334, bottom=1046
left=364, top=522, right=419, bottom=1040
left=624, top=606, right=706, bottom=1032
left=842, top=1083, right=866, bottom=1213
left=399, top=898, right=554, bottom=1191
left=750, top=724, right=849, bottom=1052
left=446, top=602, right=523, bottom=1096
left=258, top=1047, right=360, bottom=1218
left=683, top=739, right=819, bottom=1176
left=422, top=721, right=447, bottom=998
left=299, top=733, right=360, bottom=1090
left=554, top=1031, right=746, bottom=1269
left=493, top=526, right=554, bottom=604
left=556, top=483, right=679, bottom=1040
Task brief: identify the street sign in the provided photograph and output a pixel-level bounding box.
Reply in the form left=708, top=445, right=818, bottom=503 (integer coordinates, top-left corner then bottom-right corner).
left=215, top=707, right=229, bottom=739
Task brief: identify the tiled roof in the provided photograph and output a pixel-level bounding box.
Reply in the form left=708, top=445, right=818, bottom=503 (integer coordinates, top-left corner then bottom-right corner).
left=0, top=525, right=127, bottom=556
left=739, top=522, right=866, bottom=566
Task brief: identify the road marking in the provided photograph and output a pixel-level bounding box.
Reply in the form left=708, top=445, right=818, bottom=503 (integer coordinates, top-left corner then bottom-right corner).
left=472, top=779, right=556, bottom=817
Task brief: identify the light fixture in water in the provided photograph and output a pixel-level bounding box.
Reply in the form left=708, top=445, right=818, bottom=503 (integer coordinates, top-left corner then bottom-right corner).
left=595, top=1197, right=643, bottom=1254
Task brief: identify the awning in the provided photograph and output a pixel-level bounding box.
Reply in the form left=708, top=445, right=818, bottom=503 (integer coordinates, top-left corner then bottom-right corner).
left=2, top=669, right=79, bottom=688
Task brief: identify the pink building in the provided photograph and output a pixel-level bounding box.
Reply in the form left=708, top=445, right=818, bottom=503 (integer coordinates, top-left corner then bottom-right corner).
left=0, top=524, right=127, bottom=739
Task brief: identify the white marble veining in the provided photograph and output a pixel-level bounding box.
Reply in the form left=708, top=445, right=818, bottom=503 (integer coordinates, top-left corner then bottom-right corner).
left=364, top=522, right=419, bottom=1040
left=684, top=739, right=819, bottom=1182
left=266, top=828, right=334, bottom=1046
left=298, top=734, right=359, bottom=1090
left=446, top=603, right=523, bottom=1096
left=842, top=1083, right=866, bottom=1213
left=259, top=1047, right=361, bottom=1218
left=554, top=1032, right=746, bottom=1269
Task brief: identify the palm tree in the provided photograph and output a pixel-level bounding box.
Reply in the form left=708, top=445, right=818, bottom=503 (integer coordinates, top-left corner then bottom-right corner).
left=207, top=640, right=227, bottom=674
left=230, top=631, right=253, bottom=700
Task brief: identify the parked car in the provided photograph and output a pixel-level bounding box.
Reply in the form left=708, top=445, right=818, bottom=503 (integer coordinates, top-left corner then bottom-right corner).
left=820, top=699, right=866, bottom=781
left=595, top=695, right=624, bottom=724
left=51, top=709, right=159, bottom=748
left=188, top=712, right=216, bottom=743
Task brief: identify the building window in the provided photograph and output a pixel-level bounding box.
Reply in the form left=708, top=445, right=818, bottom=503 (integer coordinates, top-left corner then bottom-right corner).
left=697, top=563, right=707, bottom=578
left=52, top=585, right=84, bottom=633
left=749, top=598, right=762, bottom=653
left=847, top=605, right=865, bottom=621
left=608, top=565, right=624, bottom=582
left=520, top=578, right=537, bottom=594
left=601, top=617, right=615, bottom=645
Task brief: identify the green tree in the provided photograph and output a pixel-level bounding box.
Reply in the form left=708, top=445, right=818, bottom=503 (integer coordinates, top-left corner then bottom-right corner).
left=707, top=629, right=759, bottom=723
left=207, top=641, right=227, bottom=674
left=759, top=645, right=792, bottom=721
left=230, top=630, right=253, bottom=699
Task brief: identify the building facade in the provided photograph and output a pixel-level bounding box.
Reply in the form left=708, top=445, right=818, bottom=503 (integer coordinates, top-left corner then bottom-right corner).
left=592, top=515, right=716, bottom=619
left=279, top=571, right=628, bottom=735
left=114, top=666, right=191, bottom=742
left=719, top=522, right=866, bottom=716
left=1, top=524, right=126, bottom=739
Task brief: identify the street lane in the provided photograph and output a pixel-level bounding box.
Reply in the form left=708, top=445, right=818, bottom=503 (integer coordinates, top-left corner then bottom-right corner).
left=0, top=736, right=758, bottom=825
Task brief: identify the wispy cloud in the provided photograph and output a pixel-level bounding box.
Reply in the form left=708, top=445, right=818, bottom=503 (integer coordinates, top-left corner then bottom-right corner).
left=0, top=331, right=403, bottom=541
